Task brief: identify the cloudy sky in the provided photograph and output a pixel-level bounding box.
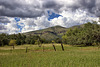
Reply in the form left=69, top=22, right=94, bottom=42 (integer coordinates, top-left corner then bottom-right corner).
left=0, top=0, right=100, bottom=34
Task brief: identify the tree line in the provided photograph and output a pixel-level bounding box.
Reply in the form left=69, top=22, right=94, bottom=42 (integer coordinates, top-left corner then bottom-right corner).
left=0, top=33, right=42, bottom=46
left=62, top=22, right=100, bottom=46
left=0, top=33, right=62, bottom=46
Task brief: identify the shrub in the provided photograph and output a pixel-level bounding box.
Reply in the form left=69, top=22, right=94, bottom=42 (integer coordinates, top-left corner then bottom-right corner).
left=9, top=40, right=16, bottom=49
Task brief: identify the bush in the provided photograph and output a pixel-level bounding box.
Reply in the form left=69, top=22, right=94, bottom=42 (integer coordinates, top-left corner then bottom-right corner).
left=92, top=43, right=97, bottom=46
left=9, top=40, right=16, bottom=49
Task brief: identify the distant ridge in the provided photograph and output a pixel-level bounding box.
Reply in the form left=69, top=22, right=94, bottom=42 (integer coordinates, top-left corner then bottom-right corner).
left=23, top=25, right=82, bottom=40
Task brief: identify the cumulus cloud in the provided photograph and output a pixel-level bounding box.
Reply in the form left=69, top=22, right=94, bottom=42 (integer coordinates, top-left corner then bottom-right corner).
left=0, top=24, right=6, bottom=30
left=0, top=17, right=20, bottom=34
left=18, top=15, right=51, bottom=33
left=0, top=0, right=100, bottom=17
left=58, top=0, right=100, bottom=17
left=0, top=16, right=10, bottom=23
left=0, top=0, right=100, bottom=34
left=50, top=9, right=99, bottom=28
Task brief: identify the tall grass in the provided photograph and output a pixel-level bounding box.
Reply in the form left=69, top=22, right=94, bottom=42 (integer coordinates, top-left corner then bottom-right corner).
left=0, top=44, right=100, bottom=67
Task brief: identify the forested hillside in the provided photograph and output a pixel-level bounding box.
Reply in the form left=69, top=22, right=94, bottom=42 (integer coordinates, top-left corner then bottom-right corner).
left=62, top=22, right=100, bottom=46
left=23, top=26, right=68, bottom=40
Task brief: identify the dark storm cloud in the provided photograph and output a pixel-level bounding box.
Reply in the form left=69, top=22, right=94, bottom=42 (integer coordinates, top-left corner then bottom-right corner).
left=42, top=0, right=62, bottom=13
left=66, top=0, right=100, bottom=17
left=78, top=0, right=96, bottom=14
left=0, top=17, right=10, bottom=23
left=0, top=0, right=62, bottom=18
left=0, top=0, right=100, bottom=17
left=42, top=0, right=100, bottom=17
left=79, top=0, right=100, bottom=17
left=95, top=11, right=100, bottom=17
left=43, top=0, right=61, bottom=9
left=79, top=0, right=96, bottom=9
left=0, top=0, right=21, bottom=10
left=0, top=8, right=44, bottom=18
left=43, top=1, right=56, bottom=8
left=0, top=0, right=44, bottom=18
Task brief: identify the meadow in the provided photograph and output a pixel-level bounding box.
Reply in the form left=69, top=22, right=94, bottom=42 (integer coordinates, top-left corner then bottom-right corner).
left=0, top=44, right=100, bottom=67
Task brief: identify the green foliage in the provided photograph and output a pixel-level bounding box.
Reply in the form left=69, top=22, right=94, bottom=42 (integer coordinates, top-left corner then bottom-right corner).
left=21, top=40, right=25, bottom=45
left=0, top=33, right=9, bottom=46
left=25, top=35, right=40, bottom=44
left=62, top=22, right=100, bottom=46
left=30, top=39, right=35, bottom=44
left=16, top=39, right=21, bottom=45
left=54, top=38, right=62, bottom=43
left=35, top=39, right=41, bottom=45
left=0, top=33, right=42, bottom=46
left=9, top=40, right=16, bottom=46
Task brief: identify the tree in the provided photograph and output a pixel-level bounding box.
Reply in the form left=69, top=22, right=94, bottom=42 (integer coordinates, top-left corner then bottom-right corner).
left=25, top=37, right=31, bottom=44
left=9, top=40, right=16, bottom=49
left=0, top=33, right=9, bottom=46
left=62, top=22, right=100, bottom=46
left=30, top=39, right=35, bottom=44
left=54, top=38, right=62, bottom=43
left=21, top=40, right=25, bottom=45
left=16, top=39, right=21, bottom=45
left=35, top=39, right=41, bottom=47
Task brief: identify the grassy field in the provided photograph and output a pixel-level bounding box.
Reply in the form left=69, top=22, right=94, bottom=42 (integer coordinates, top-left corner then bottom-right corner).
left=0, top=44, right=100, bottom=67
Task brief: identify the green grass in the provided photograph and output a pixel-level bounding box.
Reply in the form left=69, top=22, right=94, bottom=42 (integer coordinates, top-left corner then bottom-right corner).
left=0, top=44, right=100, bottom=67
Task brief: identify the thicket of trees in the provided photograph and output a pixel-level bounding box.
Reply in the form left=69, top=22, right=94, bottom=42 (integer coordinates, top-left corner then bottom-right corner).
left=0, top=33, right=60, bottom=46
left=0, top=33, right=43, bottom=46
left=0, top=33, right=9, bottom=46
left=62, top=22, right=100, bottom=46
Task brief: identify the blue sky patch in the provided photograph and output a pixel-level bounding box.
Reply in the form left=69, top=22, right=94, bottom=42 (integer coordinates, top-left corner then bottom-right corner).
left=14, top=17, right=22, bottom=32
left=48, top=11, right=62, bottom=21
left=15, top=17, right=20, bottom=22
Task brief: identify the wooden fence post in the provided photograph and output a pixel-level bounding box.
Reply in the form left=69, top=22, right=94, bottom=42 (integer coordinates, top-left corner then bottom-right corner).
left=26, top=47, right=28, bottom=53
left=98, top=46, right=100, bottom=49
left=61, top=43, right=64, bottom=51
left=43, top=46, right=44, bottom=52
left=52, top=41, right=56, bottom=51
left=53, top=45, right=56, bottom=51
left=13, top=45, right=14, bottom=49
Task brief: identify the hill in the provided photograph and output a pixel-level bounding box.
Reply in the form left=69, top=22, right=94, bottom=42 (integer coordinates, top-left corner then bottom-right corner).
left=23, top=25, right=82, bottom=40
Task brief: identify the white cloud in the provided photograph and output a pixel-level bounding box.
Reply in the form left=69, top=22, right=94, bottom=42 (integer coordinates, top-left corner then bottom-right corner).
left=19, top=15, right=51, bottom=33
left=50, top=9, right=99, bottom=28
left=6, top=22, right=19, bottom=34
left=0, top=17, right=19, bottom=34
